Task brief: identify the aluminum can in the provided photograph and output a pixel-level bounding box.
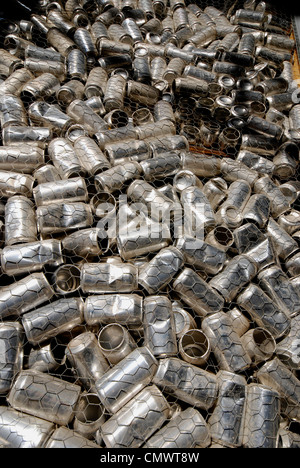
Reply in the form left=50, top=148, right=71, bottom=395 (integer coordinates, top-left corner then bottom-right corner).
left=153, top=357, right=218, bottom=410
left=236, top=283, right=291, bottom=339
left=1, top=239, right=63, bottom=276
left=65, top=331, right=109, bottom=391
left=173, top=267, right=224, bottom=317
left=257, top=265, right=300, bottom=318
left=48, top=137, right=84, bottom=178
left=44, top=426, right=99, bottom=448
left=0, top=322, right=24, bottom=395
left=22, top=297, right=84, bottom=346
left=139, top=247, right=184, bottom=294
left=4, top=195, right=37, bottom=246
left=143, top=296, right=177, bottom=357
left=101, top=385, right=170, bottom=448
left=80, top=261, right=138, bottom=293
left=0, top=272, right=54, bottom=321
left=202, top=312, right=252, bottom=373
left=208, top=371, right=247, bottom=447
left=176, top=234, right=226, bottom=275
left=95, top=346, right=157, bottom=414
left=36, top=202, right=93, bottom=234
left=0, top=407, right=54, bottom=448
left=242, top=383, right=280, bottom=448
left=144, top=407, right=211, bottom=448
left=33, top=177, right=88, bottom=206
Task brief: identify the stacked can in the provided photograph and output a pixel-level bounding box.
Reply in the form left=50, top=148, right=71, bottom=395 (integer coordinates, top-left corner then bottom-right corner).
left=0, top=0, right=299, bottom=449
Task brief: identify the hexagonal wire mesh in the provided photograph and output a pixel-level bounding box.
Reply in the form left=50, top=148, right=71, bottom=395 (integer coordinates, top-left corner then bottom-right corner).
left=0, top=0, right=299, bottom=449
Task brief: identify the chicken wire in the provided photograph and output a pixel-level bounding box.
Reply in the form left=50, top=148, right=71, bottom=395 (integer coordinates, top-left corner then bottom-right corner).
left=0, top=0, right=299, bottom=450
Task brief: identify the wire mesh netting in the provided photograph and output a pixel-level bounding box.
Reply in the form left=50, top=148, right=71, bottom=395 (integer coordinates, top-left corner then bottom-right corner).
left=0, top=0, right=299, bottom=449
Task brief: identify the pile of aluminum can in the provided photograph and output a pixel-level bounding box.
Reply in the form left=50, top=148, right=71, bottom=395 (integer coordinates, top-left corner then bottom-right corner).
left=0, top=0, right=300, bottom=449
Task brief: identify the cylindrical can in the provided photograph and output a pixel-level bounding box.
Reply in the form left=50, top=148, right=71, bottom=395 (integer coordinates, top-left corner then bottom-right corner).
left=103, top=68, right=127, bottom=106
left=0, top=322, right=24, bottom=395
left=139, top=153, right=181, bottom=181
left=257, top=265, right=300, bottom=318
left=0, top=272, right=54, bottom=320
left=179, top=329, right=211, bottom=367
left=208, top=370, right=247, bottom=448
left=144, top=407, right=211, bottom=448
left=0, top=407, right=54, bottom=448
left=0, top=171, right=34, bottom=198
left=4, top=195, right=37, bottom=245
left=44, top=426, right=99, bottom=448
left=46, top=27, right=76, bottom=56
left=33, top=177, right=88, bottom=206
left=33, top=164, right=62, bottom=185
left=205, top=225, right=234, bottom=252
left=0, top=68, right=33, bottom=96
left=8, top=369, right=82, bottom=425
left=143, top=296, right=177, bottom=358
left=27, top=339, right=66, bottom=373
left=57, top=80, right=85, bottom=105
left=65, top=331, right=109, bottom=391
left=24, top=58, right=66, bottom=79
left=3, top=125, right=52, bottom=145
left=20, top=72, right=60, bottom=102
left=254, top=176, right=290, bottom=218
left=273, top=142, right=299, bottom=180
left=278, top=210, right=300, bottom=236
left=98, top=323, right=137, bottom=364
left=181, top=152, right=221, bottom=177
left=73, top=392, right=106, bottom=440
left=48, top=137, right=84, bottom=178
left=236, top=150, right=275, bottom=176
left=202, top=312, right=252, bottom=373
left=80, top=261, right=138, bottom=293
left=74, top=27, right=96, bottom=56
left=153, top=357, right=218, bottom=410
left=117, top=216, right=171, bottom=260
left=236, top=283, right=291, bottom=339
left=173, top=267, right=224, bottom=317
left=242, top=383, right=280, bottom=448
left=101, top=385, right=170, bottom=448
left=275, top=314, right=300, bottom=369
left=95, top=161, right=141, bottom=193
left=36, top=202, right=93, bottom=234
left=84, top=293, right=143, bottom=329
left=267, top=218, right=299, bottom=261
left=95, top=345, right=157, bottom=414
left=257, top=357, right=300, bottom=421
left=52, top=264, right=81, bottom=295
left=127, top=179, right=175, bottom=223
left=0, top=94, right=27, bottom=128
left=73, top=136, right=110, bottom=175
left=84, top=67, right=108, bottom=99
left=172, top=302, right=197, bottom=339
left=138, top=247, right=184, bottom=294
left=47, top=9, right=76, bottom=35
left=209, top=254, right=257, bottom=303
left=67, top=99, right=108, bottom=134
left=180, top=186, right=216, bottom=238
left=67, top=48, right=87, bottom=81
left=1, top=239, right=63, bottom=276
left=241, top=327, right=276, bottom=365
left=62, top=227, right=108, bottom=258
left=0, top=144, right=44, bottom=173
left=104, top=139, right=150, bottom=166
left=242, top=194, right=271, bottom=228
left=22, top=297, right=84, bottom=346
left=220, top=159, right=259, bottom=187
left=176, top=234, right=226, bottom=275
